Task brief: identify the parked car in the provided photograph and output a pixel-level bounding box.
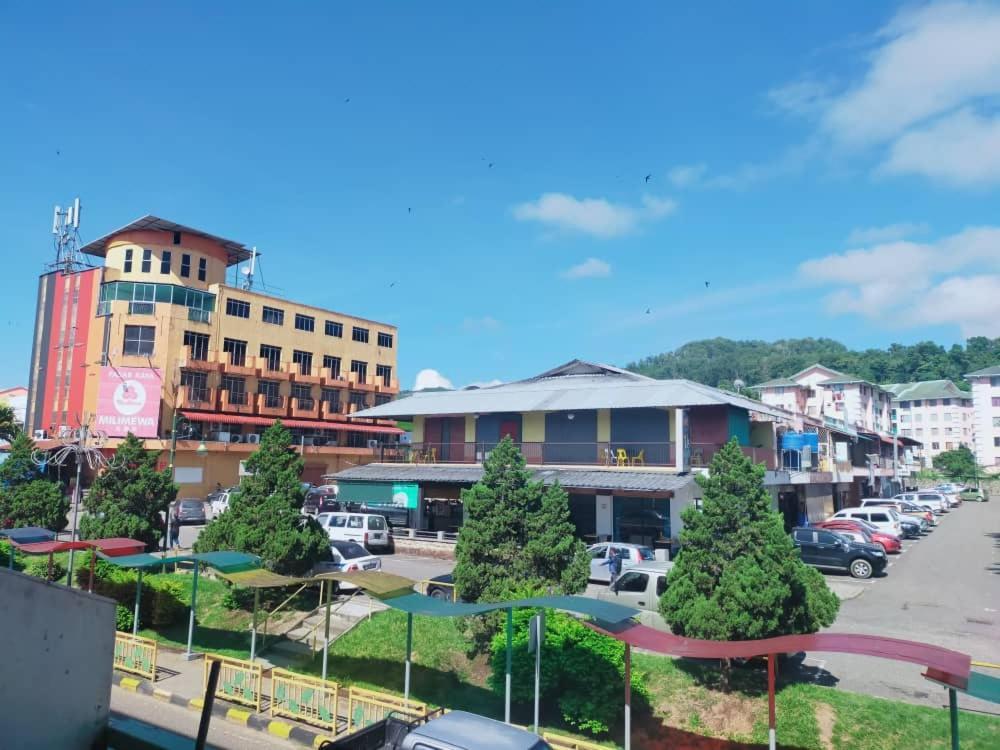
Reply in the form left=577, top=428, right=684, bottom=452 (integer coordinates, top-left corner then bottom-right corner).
left=894, top=491, right=948, bottom=514
left=315, top=512, right=391, bottom=551
left=792, top=527, right=887, bottom=579
left=959, top=487, right=989, bottom=502
left=210, top=489, right=239, bottom=517
left=829, top=508, right=902, bottom=537
left=586, top=542, right=656, bottom=583
left=303, top=485, right=341, bottom=515
left=324, top=541, right=383, bottom=573
left=424, top=573, right=457, bottom=601
left=321, top=709, right=551, bottom=750
left=597, top=561, right=673, bottom=612
left=860, top=499, right=933, bottom=528
left=814, top=519, right=902, bottom=554
left=934, top=483, right=965, bottom=496
left=172, top=498, right=207, bottom=525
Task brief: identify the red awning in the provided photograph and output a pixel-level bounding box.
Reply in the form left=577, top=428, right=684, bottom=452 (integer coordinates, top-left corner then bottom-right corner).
left=179, top=411, right=402, bottom=435
left=587, top=622, right=970, bottom=682
left=14, top=537, right=146, bottom=557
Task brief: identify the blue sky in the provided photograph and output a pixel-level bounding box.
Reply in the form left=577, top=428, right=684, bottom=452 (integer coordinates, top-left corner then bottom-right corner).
left=2, top=2, right=1000, bottom=391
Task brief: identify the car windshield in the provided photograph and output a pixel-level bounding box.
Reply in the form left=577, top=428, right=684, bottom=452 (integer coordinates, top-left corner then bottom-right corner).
left=637, top=547, right=655, bottom=561
left=332, top=541, right=369, bottom=559
left=180, top=500, right=201, bottom=509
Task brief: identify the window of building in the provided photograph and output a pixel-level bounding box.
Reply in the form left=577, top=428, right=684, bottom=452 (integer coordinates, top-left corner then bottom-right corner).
left=197, top=257, right=207, bottom=281
left=123, top=248, right=133, bottom=273
left=899, top=400, right=910, bottom=409
left=350, top=359, right=367, bottom=381
left=927, top=399, right=937, bottom=406
left=292, top=349, right=313, bottom=375
left=375, top=394, right=392, bottom=406
left=141, top=248, right=152, bottom=273
left=221, top=375, right=247, bottom=404
left=931, top=442, right=940, bottom=450
left=257, top=379, right=281, bottom=408
left=123, top=325, right=155, bottom=356
left=180, top=253, right=191, bottom=278
left=325, top=320, right=343, bottom=338
left=183, top=330, right=209, bottom=361
left=180, top=370, right=208, bottom=402
left=291, top=383, right=314, bottom=408
left=345, top=432, right=368, bottom=448
left=260, top=344, right=282, bottom=371
left=993, top=417, right=1000, bottom=428
left=944, top=413, right=951, bottom=422
left=929, top=413, right=938, bottom=422
left=993, top=397, right=1000, bottom=407
left=377, top=332, right=393, bottom=348
left=323, top=355, right=342, bottom=378
left=914, top=414, right=923, bottom=423
left=226, top=298, right=250, bottom=318
left=294, top=313, right=315, bottom=332
left=915, top=428, right=924, bottom=436
left=931, top=427, right=939, bottom=436
left=901, top=428, right=911, bottom=437
left=160, top=250, right=172, bottom=274
left=321, top=388, right=340, bottom=410
left=946, top=442, right=954, bottom=450
left=223, top=338, right=247, bottom=366
left=995, top=437, right=1000, bottom=448
left=351, top=326, right=369, bottom=343
left=172, top=231, right=182, bottom=245
left=375, top=364, right=393, bottom=386
left=913, top=400, right=923, bottom=407
left=991, top=376, right=1000, bottom=387
left=899, top=414, right=910, bottom=423
left=263, top=306, right=285, bottom=325
left=942, top=398, right=951, bottom=405
left=349, top=391, right=368, bottom=410
left=127, top=282, right=156, bottom=315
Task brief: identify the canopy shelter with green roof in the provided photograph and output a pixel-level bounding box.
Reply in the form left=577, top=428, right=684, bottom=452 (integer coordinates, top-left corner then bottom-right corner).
left=219, top=566, right=640, bottom=721
left=99, top=551, right=260, bottom=657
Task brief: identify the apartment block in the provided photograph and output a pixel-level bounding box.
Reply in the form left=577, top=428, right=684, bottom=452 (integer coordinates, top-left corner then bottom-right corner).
left=965, top=365, right=1000, bottom=471
left=884, top=380, right=974, bottom=463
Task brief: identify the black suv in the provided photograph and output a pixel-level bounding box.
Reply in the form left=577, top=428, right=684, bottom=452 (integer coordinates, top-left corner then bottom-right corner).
left=792, top=527, right=887, bottom=579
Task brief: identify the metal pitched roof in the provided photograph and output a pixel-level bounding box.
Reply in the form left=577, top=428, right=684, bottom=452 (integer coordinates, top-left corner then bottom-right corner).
left=334, top=463, right=696, bottom=494
left=79, top=215, right=253, bottom=265
left=751, top=377, right=801, bottom=389
left=883, top=380, right=970, bottom=402
left=965, top=364, right=1000, bottom=377
left=352, top=362, right=784, bottom=420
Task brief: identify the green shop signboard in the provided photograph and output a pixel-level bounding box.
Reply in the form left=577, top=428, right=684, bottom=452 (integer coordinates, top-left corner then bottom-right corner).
left=338, top=481, right=419, bottom=509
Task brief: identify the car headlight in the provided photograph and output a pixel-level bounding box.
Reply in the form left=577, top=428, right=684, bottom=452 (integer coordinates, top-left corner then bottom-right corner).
left=873, top=549, right=885, bottom=556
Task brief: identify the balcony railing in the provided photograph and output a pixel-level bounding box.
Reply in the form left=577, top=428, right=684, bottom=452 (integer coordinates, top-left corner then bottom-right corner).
left=294, top=396, right=316, bottom=410
left=128, top=301, right=155, bottom=315
left=187, top=308, right=211, bottom=324
left=379, top=442, right=676, bottom=466
left=225, top=390, right=248, bottom=405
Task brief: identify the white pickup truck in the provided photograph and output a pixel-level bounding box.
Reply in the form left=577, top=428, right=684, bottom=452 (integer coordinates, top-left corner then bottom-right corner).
left=597, top=561, right=673, bottom=629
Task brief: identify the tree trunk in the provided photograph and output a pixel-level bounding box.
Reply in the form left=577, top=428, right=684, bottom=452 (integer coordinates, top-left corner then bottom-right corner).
left=720, top=657, right=732, bottom=692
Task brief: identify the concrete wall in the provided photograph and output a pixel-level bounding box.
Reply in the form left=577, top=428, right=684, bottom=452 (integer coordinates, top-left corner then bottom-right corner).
left=0, top=568, right=115, bottom=750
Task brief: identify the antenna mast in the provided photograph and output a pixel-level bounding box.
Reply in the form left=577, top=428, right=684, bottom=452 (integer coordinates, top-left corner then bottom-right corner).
left=50, top=197, right=85, bottom=274
left=241, top=245, right=257, bottom=290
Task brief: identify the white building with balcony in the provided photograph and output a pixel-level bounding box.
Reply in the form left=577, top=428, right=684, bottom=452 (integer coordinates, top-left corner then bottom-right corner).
left=965, top=365, right=1000, bottom=472
left=883, top=380, right=973, bottom=464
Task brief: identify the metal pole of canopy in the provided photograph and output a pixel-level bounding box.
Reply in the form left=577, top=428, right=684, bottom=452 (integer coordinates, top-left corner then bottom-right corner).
left=505, top=607, right=513, bottom=724
left=185, top=563, right=200, bottom=660
left=88, top=549, right=97, bottom=593
left=949, top=688, right=959, bottom=750
left=768, top=653, right=777, bottom=750
left=132, top=570, right=143, bottom=636
left=624, top=643, right=632, bottom=750
left=404, top=611, right=414, bottom=706
left=250, top=588, right=260, bottom=662
left=322, top=581, right=333, bottom=682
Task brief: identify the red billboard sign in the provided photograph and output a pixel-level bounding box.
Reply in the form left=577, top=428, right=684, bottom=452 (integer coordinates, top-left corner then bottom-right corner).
left=95, top=366, right=162, bottom=437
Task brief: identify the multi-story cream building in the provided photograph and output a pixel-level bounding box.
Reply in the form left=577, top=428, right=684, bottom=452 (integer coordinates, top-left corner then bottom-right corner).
left=965, top=365, right=1000, bottom=472
left=884, top=380, right=974, bottom=463
left=25, top=216, right=401, bottom=496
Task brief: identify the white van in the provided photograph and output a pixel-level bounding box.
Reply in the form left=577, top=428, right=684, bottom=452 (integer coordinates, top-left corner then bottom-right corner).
left=829, top=507, right=902, bottom=537
left=894, top=491, right=948, bottom=514
left=315, top=512, right=391, bottom=551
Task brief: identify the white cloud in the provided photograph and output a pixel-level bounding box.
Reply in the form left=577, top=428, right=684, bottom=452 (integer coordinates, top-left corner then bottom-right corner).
left=878, top=107, right=1000, bottom=186
left=512, top=192, right=675, bottom=238
left=822, top=2, right=1000, bottom=147
left=413, top=369, right=454, bottom=391
left=767, top=77, right=834, bottom=117
left=462, top=316, right=501, bottom=333
left=846, top=222, right=929, bottom=245
left=667, top=163, right=707, bottom=188
left=798, top=226, right=1000, bottom=335
left=562, top=257, right=611, bottom=280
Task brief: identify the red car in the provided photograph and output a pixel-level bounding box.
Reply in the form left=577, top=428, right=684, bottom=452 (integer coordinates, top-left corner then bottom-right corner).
left=815, top=519, right=902, bottom=554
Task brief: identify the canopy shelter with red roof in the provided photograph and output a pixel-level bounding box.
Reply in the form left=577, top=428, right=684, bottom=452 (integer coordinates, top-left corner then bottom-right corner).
left=10, top=537, right=145, bottom=589
left=588, top=622, right=975, bottom=750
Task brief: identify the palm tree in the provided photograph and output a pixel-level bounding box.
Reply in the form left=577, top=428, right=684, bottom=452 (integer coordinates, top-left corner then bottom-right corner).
left=0, top=403, right=19, bottom=443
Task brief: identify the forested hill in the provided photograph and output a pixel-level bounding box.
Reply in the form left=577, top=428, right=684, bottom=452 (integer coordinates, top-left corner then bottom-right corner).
left=626, top=337, right=1000, bottom=390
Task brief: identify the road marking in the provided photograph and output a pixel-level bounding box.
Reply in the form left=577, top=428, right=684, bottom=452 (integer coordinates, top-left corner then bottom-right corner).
left=267, top=721, right=292, bottom=739
left=226, top=708, right=252, bottom=725
left=119, top=677, right=141, bottom=692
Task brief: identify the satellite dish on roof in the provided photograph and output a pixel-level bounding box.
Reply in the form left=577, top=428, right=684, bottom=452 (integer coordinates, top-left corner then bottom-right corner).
left=734, top=378, right=746, bottom=390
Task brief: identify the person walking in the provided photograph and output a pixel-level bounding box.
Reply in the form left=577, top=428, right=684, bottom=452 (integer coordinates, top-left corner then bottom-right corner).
left=607, top=547, right=622, bottom=587
left=168, top=504, right=181, bottom=550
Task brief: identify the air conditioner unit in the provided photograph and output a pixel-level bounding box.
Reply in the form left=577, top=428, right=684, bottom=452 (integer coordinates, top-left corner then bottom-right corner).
left=210, top=431, right=231, bottom=442
left=57, top=425, right=72, bottom=438
left=367, top=439, right=379, bottom=449
left=33, top=429, right=47, bottom=440
left=229, top=434, right=243, bottom=444
left=245, top=433, right=260, bottom=445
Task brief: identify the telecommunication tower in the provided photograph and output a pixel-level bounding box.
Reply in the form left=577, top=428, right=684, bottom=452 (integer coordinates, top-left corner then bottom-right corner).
left=50, top=197, right=86, bottom=273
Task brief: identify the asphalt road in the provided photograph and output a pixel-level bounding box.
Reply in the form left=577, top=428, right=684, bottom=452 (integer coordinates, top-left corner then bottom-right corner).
left=801, top=498, right=1000, bottom=713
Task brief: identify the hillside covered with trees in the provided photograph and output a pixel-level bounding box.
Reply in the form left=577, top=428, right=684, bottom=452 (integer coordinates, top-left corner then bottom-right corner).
left=627, top=337, right=1000, bottom=390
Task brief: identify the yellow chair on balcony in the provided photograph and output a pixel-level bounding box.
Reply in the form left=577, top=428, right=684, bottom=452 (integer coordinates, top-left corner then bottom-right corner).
left=615, top=449, right=629, bottom=467
left=630, top=449, right=646, bottom=467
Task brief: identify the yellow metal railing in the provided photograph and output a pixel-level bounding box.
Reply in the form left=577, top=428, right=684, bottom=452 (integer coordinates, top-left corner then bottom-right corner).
left=204, top=653, right=263, bottom=712
left=347, top=686, right=427, bottom=733
left=271, top=668, right=340, bottom=732
left=418, top=579, right=457, bottom=602
left=544, top=732, right=610, bottom=750
left=113, top=631, right=157, bottom=681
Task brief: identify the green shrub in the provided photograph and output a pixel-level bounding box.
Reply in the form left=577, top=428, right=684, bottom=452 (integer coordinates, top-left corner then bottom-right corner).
left=73, top=560, right=188, bottom=629
left=23, top=556, right=66, bottom=582
left=147, top=576, right=188, bottom=626
left=489, top=609, right=647, bottom=736
left=116, top=604, right=135, bottom=632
